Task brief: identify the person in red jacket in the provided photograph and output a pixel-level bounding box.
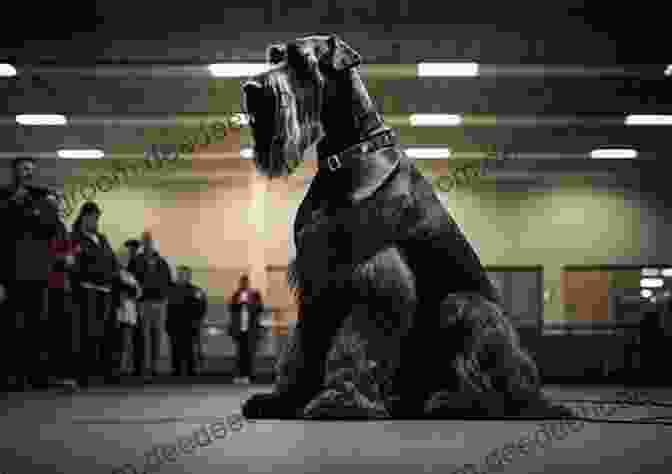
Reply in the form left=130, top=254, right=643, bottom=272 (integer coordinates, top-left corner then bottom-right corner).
left=45, top=191, right=81, bottom=390
left=228, top=275, right=265, bottom=384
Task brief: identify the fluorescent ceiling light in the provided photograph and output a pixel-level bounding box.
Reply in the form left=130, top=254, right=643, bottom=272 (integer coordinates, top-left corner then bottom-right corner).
left=240, top=147, right=254, bottom=159
left=641, top=278, right=664, bottom=288
left=589, top=148, right=637, bottom=159
left=0, top=63, right=16, bottom=77
left=16, top=114, right=67, bottom=126
left=642, top=268, right=661, bottom=277
left=405, top=148, right=452, bottom=159
left=665, top=65, right=672, bottom=76
left=409, top=114, right=463, bottom=126
left=417, top=62, right=479, bottom=77
left=208, top=63, right=270, bottom=77
left=625, top=114, right=672, bottom=125
left=641, top=289, right=653, bottom=298
left=57, top=149, right=104, bottom=159
left=662, top=268, right=672, bottom=278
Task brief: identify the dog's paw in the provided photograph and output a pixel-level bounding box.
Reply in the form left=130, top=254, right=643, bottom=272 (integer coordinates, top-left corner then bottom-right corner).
left=303, top=383, right=390, bottom=420
left=519, top=398, right=575, bottom=419
left=424, top=390, right=518, bottom=418
left=424, top=390, right=489, bottom=418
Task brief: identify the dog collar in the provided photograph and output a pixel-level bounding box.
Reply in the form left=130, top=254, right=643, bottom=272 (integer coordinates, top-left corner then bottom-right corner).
left=319, top=129, right=398, bottom=173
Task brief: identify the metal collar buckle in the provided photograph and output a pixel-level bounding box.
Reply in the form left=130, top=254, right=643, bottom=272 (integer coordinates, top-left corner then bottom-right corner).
left=327, top=154, right=342, bottom=172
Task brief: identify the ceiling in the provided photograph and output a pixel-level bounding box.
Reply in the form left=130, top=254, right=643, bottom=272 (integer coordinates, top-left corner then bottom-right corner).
left=1, top=1, right=671, bottom=171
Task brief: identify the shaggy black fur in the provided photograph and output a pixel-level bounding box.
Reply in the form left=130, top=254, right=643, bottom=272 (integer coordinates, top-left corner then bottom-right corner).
left=240, top=35, right=570, bottom=419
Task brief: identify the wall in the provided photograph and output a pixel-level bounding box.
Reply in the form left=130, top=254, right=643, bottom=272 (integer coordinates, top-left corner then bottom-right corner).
left=440, top=183, right=643, bottom=321
left=1, top=154, right=663, bottom=322
left=413, top=159, right=653, bottom=322
left=3, top=152, right=670, bottom=374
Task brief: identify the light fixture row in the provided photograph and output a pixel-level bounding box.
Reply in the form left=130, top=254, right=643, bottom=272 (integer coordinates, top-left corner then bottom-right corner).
left=10, top=113, right=655, bottom=159
left=33, top=146, right=640, bottom=160
left=240, top=147, right=642, bottom=160
left=4, top=62, right=672, bottom=78
left=13, top=113, right=672, bottom=127
left=206, top=62, right=672, bottom=78
left=14, top=145, right=646, bottom=161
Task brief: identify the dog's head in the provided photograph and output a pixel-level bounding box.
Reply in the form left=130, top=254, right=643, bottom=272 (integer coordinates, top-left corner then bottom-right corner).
left=242, top=35, right=361, bottom=178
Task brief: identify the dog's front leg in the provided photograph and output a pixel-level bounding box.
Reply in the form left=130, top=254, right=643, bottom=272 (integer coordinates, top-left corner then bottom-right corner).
left=301, top=304, right=398, bottom=420
left=241, top=318, right=322, bottom=419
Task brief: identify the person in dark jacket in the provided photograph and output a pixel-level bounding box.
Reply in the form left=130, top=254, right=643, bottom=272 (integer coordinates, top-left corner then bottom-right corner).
left=0, top=157, right=62, bottom=391
left=128, top=231, right=173, bottom=379
left=70, top=201, right=121, bottom=386
left=228, top=275, right=265, bottom=384
left=167, top=266, right=208, bottom=376
left=640, top=308, right=664, bottom=384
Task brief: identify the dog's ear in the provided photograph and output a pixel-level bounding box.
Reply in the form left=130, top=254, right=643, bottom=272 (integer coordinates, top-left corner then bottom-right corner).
left=267, top=44, right=287, bottom=65
left=327, top=35, right=361, bottom=71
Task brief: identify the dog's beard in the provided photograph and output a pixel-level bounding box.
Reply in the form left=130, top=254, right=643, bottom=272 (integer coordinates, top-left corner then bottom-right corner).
left=246, top=68, right=323, bottom=178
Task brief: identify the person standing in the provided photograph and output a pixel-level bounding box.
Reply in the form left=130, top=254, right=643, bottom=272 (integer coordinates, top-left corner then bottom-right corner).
left=228, top=275, right=264, bottom=384
left=45, top=191, right=81, bottom=390
left=128, top=231, right=173, bottom=380
left=123, top=239, right=145, bottom=377
left=70, top=202, right=121, bottom=387
left=167, top=266, right=208, bottom=376
left=113, top=268, right=142, bottom=376
left=0, top=157, right=63, bottom=391
left=639, top=308, right=664, bottom=384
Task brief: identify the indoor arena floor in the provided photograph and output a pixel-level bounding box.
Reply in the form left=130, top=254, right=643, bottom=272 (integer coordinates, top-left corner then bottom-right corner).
left=1, top=384, right=672, bottom=474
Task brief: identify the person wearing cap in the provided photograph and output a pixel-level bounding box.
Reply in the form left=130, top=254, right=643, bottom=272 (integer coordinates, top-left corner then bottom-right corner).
left=0, top=157, right=63, bottom=391
left=70, top=201, right=122, bottom=386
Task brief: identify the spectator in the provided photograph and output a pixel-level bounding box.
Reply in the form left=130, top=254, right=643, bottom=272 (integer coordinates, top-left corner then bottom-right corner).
left=640, top=309, right=663, bottom=384
left=113, top=268, right=142, bottom=376
left=70, top=201, right=121, bottom=387
left=228, top=275, right=264, bottom=384
left=128, top=231, right=173, bottom=380
left=45, top=191, right=80, bottom=390
left=167, top=265, right=208, bottom=376
left=123, top=239, right=144, bottom=377
left=0, top=157, right=62, bottom=391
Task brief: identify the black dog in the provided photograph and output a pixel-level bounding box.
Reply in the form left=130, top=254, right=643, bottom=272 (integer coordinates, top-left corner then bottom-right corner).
left=241, top=35, right=569, bottom=419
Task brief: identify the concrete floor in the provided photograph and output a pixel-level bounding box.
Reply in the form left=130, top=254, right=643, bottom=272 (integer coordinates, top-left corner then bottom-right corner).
left=1, top=384, right=672, bottom=474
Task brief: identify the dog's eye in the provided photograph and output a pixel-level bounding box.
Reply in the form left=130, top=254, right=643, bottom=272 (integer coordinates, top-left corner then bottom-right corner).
left=268, top=44, right=286, bottom=64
